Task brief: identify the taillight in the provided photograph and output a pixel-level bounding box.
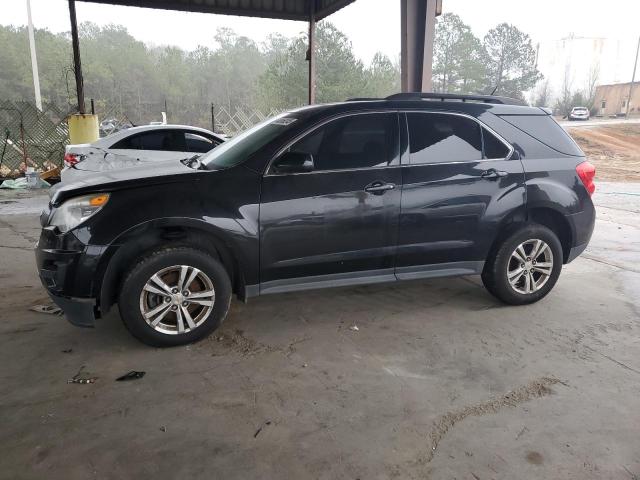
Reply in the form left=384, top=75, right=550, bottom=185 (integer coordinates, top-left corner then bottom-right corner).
left=64, top=153, right=80, bottom=167
left=576, top=161, right=596, bottom=195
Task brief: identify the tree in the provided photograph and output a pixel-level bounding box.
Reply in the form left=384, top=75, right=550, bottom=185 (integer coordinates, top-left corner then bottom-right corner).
left=532, top=79, right=552, bottom=107
left=0, top=25, right=71, bottom=107
left=433, top=13, right=487, bottom=94
left=257, top=22, right=376, bottom=108
left=210, top=28, right=265, bottom=109
left=585, top=62, right=600, bottom=111
left=555, top=63, right=574, bottom=117
left=482, top=23, right=541, bottom=99
left=362, top=52, right=399, bottom=98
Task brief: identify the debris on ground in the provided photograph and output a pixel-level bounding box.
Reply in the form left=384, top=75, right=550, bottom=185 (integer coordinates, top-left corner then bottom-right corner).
left=67, top=365, right=97, bottom=385
left=29, top=304, right=62, bottom=315
left=61, top=348, right=72, bottom=354
left=159, top=426, right=167, bottom=433
left=39, top=167, right=60, bottom=181
left=207, top=328, right=279, bottom=356
left=116, top=371, right=146, bottom=381
left=349, top=325, right=359, bottom=331
left=0, top=176, right=50, bottom=189
left=253, top=421, right=272, bottom=438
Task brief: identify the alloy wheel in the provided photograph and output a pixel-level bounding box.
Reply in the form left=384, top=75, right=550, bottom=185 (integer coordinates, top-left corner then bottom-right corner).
left=506, top=239, right=554, bottom=295
left=139, top=265, right=216, bottom=335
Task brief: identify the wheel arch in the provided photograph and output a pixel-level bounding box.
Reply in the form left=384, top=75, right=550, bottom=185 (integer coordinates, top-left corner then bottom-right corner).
left=527, top=207, right=573, bottom=263
left=487, top=205, right=574, bottom=265
left=97, top=219, right=247, bottom=316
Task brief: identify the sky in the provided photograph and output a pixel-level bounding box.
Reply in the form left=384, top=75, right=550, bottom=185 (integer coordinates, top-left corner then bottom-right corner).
left=3, top=0, right=640, bottom=95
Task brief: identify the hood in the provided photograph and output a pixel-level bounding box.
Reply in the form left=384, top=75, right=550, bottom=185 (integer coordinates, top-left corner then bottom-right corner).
left=51, top=159, right=198, bottom=205
left=69, top=154, right=151, bottom=173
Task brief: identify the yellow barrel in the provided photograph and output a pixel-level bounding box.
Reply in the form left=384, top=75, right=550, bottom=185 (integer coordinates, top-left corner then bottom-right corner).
left=68, top=114, right=99, bottom=144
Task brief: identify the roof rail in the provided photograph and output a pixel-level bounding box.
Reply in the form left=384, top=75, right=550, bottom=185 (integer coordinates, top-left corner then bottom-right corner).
left=345, top=97, right=382, bottom=102
left=385, top=92, right=527, bottom=106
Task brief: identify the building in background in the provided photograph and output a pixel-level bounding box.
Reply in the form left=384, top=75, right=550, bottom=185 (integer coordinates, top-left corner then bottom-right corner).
left=593, top=82, right=640, bottom=117
left=535, top=35, right=637, bottom=103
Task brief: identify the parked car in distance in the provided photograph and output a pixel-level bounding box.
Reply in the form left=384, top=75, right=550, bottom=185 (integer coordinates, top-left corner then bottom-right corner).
left=62, top=124, right=225, bottom=181
left=99, top=117, right=133, bottom=137
left=569, top=106, right=590, bottom=121
left=38, top=93, right=596, bottom=347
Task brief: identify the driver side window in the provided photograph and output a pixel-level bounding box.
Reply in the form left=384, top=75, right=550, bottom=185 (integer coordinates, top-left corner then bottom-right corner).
left=286, top=112, right=399, bottom=172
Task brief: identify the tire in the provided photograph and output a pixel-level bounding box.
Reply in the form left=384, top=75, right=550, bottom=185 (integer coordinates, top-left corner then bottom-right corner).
left=481, top=224, right=563, bottom=305
left=118, top=247, right=231, bottom=347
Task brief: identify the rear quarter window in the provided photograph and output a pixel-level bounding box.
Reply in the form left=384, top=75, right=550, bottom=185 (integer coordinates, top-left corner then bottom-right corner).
left=407, top=112, right=483, bottom=164
left=498, top=114, right=584, bottom=157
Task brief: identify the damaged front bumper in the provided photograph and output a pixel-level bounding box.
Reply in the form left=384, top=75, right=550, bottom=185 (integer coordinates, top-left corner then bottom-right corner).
left=35, top=225, right=105, bottom=328
left=47, top=293, right=96, bottom=328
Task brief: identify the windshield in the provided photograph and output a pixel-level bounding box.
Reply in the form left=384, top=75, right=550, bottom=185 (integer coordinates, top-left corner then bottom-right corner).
left=200, top=113, right=298, bottom=169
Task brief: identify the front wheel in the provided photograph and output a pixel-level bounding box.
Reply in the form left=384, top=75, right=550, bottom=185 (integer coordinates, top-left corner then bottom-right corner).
left=118, top=247, right=231, bottom=347
left=482, top=224, right=563, bottom=305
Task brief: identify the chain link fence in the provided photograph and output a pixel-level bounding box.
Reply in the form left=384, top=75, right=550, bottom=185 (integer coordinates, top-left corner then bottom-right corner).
left=0, top=100, right=73, bottom=178
left=0, top=99, right=283, bottom=178
left=213, top=105, right=282, bottom=136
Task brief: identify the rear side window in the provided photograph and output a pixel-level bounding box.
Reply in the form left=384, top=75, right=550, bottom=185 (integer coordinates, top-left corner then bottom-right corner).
left=185, top=132, right=217, bottom=153
left=498, top=115, right=583, bottom=156
left=482, top=128, right=511, bottom=159
left=287, top=112, right=399, bottom=171
left=407, top=112, right=482, bottom=164
left=112, top=131, right=185, bottom=151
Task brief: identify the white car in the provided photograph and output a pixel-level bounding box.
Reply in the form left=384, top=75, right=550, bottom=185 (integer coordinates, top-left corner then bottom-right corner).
left=569, top=107, right=590, bottom=121
left=62, top=125, right=225, bottom=181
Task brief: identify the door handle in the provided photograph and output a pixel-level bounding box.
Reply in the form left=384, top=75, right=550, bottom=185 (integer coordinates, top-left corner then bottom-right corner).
left=364, top=182, right=396, bottom=195
left=480, top=169, right=508, bottom=180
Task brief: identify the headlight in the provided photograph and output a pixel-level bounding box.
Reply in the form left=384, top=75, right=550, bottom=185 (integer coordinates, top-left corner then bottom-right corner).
left=50, top=193, right=110, bottom=232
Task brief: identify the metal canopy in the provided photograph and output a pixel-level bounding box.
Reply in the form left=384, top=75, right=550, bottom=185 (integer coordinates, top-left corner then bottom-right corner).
left=80, top=0, right=356, bottom=21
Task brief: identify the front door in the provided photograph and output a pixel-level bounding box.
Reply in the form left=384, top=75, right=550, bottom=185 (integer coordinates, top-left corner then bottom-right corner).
left=259, top=112, right=402, bottom=293
left=396, top=111, right=525, bottom=279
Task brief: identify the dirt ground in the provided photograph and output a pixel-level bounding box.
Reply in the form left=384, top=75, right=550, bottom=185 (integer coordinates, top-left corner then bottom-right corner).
left=568, top=124, right=640, bottom=182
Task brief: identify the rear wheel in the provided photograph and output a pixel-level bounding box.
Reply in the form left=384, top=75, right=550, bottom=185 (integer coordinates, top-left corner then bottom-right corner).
left=482, top=224, right=563, bottom=305
left=118, top=247, right=231, bottom=347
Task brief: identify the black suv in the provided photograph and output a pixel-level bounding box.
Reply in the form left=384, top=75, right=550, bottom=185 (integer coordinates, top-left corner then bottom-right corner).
left=36, top=93, right=596, bottom=346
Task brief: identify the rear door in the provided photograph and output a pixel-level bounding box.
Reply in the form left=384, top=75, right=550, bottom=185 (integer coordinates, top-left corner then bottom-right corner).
left=259, top=111, right=402, bottom=293
left=396, top=111, right=525, bottom=279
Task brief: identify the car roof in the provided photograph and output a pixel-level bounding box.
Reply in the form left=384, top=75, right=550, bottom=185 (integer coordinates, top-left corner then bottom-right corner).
left=284, top=96, right=545, bottom=121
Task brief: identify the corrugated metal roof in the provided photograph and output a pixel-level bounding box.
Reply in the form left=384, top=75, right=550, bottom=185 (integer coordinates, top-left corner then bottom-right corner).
left=80, top=0, right=357, bottom=21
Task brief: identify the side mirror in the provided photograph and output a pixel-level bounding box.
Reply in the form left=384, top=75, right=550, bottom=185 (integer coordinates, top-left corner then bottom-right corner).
left=272, top=152, right=314, bottom=174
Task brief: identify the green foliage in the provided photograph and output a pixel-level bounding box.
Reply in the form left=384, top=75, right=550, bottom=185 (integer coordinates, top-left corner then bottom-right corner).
left=431, top=16, right=541, bottom=100
left=257, top=23, right=399, bottom=108
left=0, top=22, right=399, bottom=125
left=482, top=23, right=541, bottom=99
left=0, top=15, right=543, bottom=125
left=433, top=13, right=487, bottom=94
left=0, top=25, right=70, bottom=106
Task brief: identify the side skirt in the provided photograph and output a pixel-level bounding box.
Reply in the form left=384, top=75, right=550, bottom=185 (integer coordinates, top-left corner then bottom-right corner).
left=394, top=261, right=484, bottom=281
left=244, top=261, right=485, bottom=299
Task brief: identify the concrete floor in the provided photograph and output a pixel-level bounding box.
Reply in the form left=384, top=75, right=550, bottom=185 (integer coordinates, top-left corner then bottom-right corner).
left=0, top=183, right=639, bottom=480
